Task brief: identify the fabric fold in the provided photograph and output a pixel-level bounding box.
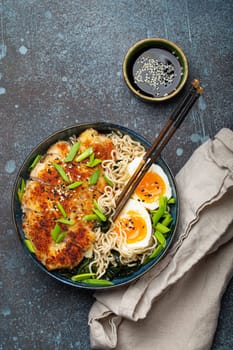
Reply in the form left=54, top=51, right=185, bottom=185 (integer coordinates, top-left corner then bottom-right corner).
left=89, top=128, right=233, bottom=350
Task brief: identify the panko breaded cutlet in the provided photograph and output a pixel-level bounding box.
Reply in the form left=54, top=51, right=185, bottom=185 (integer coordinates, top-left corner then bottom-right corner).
left=21, top=129, right=114, bottom=270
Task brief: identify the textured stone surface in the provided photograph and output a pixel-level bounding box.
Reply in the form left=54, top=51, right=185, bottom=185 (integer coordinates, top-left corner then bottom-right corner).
left=0, top=1, right=232, bottom=349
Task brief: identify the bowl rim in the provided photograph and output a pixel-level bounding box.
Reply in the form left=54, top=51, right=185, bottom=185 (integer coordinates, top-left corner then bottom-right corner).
left=123, top=37, right=189, bottom=102
left=11, top=122, right=179, bottom=290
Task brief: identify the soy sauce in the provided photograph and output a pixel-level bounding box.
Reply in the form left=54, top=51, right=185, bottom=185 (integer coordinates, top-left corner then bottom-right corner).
left=132, top=48, right=182, bottom=98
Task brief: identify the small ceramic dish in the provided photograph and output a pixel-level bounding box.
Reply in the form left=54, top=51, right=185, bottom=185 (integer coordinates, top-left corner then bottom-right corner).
left=12, top=123, right=179, bottom=290
left=123, top=38, right=188, bottom=102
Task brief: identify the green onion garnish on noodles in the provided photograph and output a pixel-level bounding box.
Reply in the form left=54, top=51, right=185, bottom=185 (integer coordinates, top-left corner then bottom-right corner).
left=103, top=174, right=113, bottom=187
left=155, top=222, right=170, bottom=234
left=151, top=195, right=167, bottom=226
left=154, top=230, right=166, bottom=248
left=92, top=208, right=107, bottom=222
left=71, top=273, right=96, bottom=282
left=81, top=278, right=113, bottom=286
left=161, top=213, right=172, bottom=227
left=168, top=197, right=176, bottom=204
left=82, top=214, right=99, bottom=221
left=92, top=200, right=107, bottom=221
left=143, top=244, right=163, bottom=264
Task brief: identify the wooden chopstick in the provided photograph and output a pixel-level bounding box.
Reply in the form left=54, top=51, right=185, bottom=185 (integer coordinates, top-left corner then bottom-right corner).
left=113, top=79, right=200, bottom=211
left=112, top=79, right=203, bottom=222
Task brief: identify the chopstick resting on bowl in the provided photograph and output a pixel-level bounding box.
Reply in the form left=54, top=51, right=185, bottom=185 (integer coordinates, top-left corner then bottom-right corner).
left=112, top=79, right=204, bottom=222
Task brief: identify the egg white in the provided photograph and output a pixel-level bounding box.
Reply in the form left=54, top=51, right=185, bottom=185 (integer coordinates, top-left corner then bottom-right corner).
left=118, top=198, right=152, bottom=252
left=127, top=157, right=172, bottom=210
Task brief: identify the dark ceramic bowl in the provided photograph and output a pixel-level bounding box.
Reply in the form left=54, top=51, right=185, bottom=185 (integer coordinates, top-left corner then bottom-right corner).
left=12, top=122, right=179, bottom=290
left=123, top=38, right=188, bottom=102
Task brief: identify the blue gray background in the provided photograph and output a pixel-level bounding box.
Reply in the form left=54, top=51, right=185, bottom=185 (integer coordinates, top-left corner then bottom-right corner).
left=0, top=1, right=232, bottom=349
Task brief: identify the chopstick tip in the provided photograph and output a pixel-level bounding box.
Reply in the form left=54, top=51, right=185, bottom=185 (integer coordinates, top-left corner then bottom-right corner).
left=191, top=79, right=204, bottom=95
left=192, top=79, right=200, bottom=89
left=197, top=86, right=204, bottom=95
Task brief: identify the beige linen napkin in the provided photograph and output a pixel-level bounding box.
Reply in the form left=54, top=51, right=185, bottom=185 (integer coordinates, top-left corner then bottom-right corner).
left=89, top=128, right=233, bottom=350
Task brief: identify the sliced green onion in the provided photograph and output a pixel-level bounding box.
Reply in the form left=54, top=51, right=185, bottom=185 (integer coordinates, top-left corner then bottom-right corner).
left=86, top=152, right=103, bottom=167
left=71, top=273, right=96, bottom=282
left=51, top=223, right=67, bottom=243
left=55, top=232, right=67, bottom=243
left=92, top=208, right=107, bottom=222
left=56, top=218, right=75, bottom=226
left=75, top=147, right=93, bottom=162
left=168, top=197, right=176, bottom=204
left=29, top=155, right=42, bottom=170
left=82, top=214, right=99, bottom=221
left=162, top=213, right=173, bottom=227
left=103, top=174, right=113, bottom=187
left=89, top=168, right=100, bottom=185
left=51, top=223, right=61, bottom=242
left=154, top=230, right=166, bottom=248
left=93, top=199, right=107, bottom=221
left=89, top=153, right=95, bottom=163
left=24, top=239, right=35, bottom=253
left=82, top=201, right=107, bottom=223
left=52, top=163, right=70, bottom=182
left=66, top=181, right=84, bottom=189
left=151, top=196, right=167, bottom=227
left=86, top=158, right=102, bottom=167
left=93, top=199, right=102, bottom=212
left=64, top=142, right=81, bottom=162
left=152, top=208, right=163, bottom=227
left=81, top=278, right=113, bottom=286
left=144, top=244, right=163, bottom=264
left=86, top=152, right=95, bottom=166
left=57, top=201, right=67, bottom=218
left=17, top=178, right=26, bottom=202
left=155, top=222, right=170, bottom=234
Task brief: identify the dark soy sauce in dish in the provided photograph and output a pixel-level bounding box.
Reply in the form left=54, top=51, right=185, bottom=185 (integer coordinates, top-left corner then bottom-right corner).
left=132, top=48, right=183, bottom=98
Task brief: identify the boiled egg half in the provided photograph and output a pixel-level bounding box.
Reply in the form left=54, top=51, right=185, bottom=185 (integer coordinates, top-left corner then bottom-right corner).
left=116, top=198, right=152, bottom=252
left=127, top=157, right=172, bottom=210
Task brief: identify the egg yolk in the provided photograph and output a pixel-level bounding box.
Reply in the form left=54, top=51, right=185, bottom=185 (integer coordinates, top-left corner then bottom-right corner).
left=135, top=171, right=166, bottom=203
left=117, top=210, right=147, bottom=244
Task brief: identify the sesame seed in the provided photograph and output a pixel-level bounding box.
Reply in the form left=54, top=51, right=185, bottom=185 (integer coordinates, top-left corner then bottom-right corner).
left=134, top=56, right=175, bottom=93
